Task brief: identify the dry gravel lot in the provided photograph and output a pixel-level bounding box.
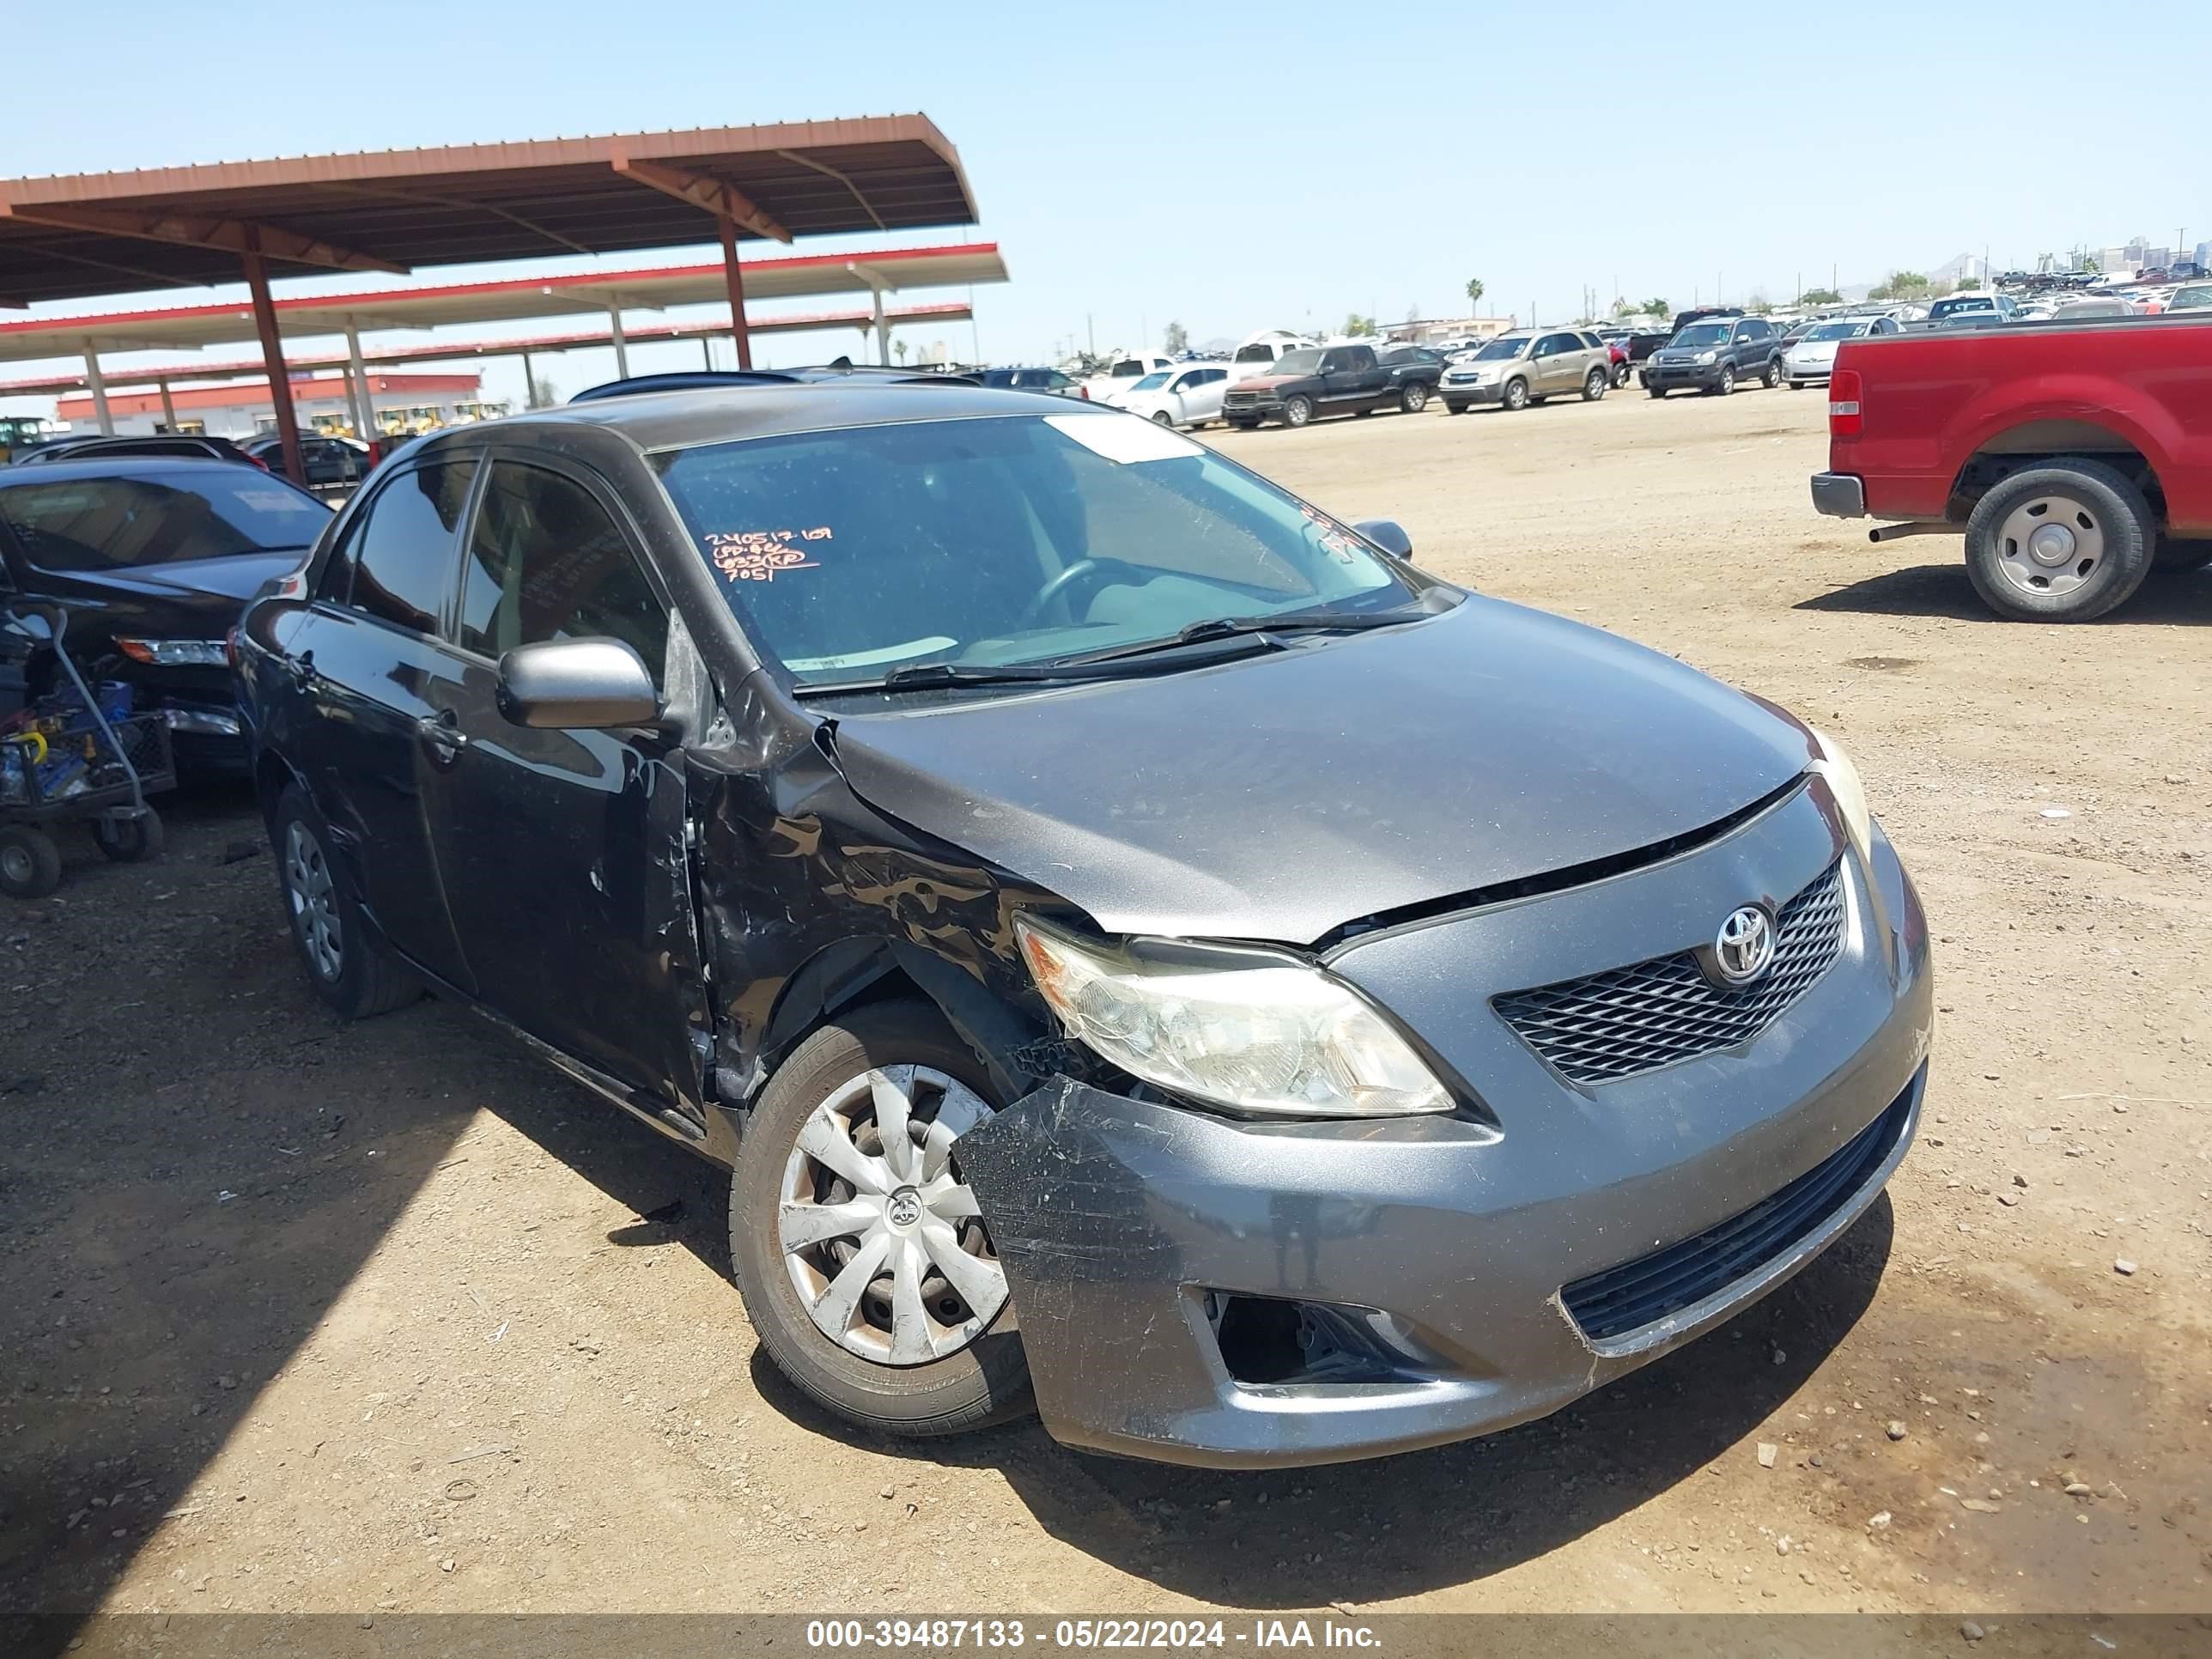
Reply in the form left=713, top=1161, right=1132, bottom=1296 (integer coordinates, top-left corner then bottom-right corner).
left=3, top=384, right=2208, bottom=1638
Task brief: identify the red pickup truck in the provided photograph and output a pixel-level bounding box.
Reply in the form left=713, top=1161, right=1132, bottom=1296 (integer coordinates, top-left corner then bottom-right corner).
left=1809, top=315, right=2212, bottom=620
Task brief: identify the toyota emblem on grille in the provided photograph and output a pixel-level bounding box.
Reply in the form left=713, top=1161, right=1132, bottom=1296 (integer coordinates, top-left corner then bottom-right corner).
left=1710, top=905, right=1777, bottom=987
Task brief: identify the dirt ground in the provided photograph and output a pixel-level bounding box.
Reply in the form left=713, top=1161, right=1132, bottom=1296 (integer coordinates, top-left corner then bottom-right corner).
left=4, top=384, right=2208, bottom=1633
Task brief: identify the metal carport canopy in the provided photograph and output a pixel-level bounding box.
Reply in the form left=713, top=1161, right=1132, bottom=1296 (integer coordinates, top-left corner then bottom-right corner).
left=0, top=116, right=979, bottom=474
left=0, top=243, right=1006, bottom=362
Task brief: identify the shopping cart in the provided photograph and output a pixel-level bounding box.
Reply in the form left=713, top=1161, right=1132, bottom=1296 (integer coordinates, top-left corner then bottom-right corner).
left=1, top=602, right=176, bottom=899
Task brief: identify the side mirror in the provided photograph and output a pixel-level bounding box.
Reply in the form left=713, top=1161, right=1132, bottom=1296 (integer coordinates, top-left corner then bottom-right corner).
left=496, top=637, right=661, bottom=730
left=1353, top=519, right=1414, bottom=560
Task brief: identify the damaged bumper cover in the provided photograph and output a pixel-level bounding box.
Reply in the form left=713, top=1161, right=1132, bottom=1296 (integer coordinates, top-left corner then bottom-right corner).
left=956, top=814, right=1932, bottom=1469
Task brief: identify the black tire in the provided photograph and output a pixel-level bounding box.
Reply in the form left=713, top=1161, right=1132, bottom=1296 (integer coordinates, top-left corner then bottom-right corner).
left=1709, top=363, right=1736, bottom=396
left=731, top=1000, right=1033, bottom=1439
left=1648, top=386, right=1668, bottom=398
left=1150, top=410, right=1173, bottom=427
left=1282, top=395, right=1314, bottom=428
left=93, top=808, right=164, bottom=864
left=0, top=825, right=63, bottom=901
left=1581, top=368, right=1607, bottom=403
left=1444, top=401, right=1468, bottom=415
left=1502, top=378, right=1529, bottom=412
left=2151, top=536, right=2212, bottom=574
left=1763, top=356, right=1784, bottom=389
left=272, top=782, right=422, bottom=1018
left=1613, top=362, right=1632, bottom=388
left=1399, top=380, right=1429, bottom=414
left=1963, top=459, right=2156, bottom=622
left=1226, top=418, right=1259, bottom=430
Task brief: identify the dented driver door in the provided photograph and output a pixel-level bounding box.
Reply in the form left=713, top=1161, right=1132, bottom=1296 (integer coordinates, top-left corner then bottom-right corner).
left=421, top=457, right=711, bottom=1118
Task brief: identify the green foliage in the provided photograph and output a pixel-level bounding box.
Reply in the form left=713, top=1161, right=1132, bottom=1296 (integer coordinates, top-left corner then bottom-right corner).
left=1163, top=319, right=1188, bottom=354
left=1799, top=287, right=1844, bottom=307
left=1464, top=277, right=1485, bottom=307
left=1643, top=296, right=1671, bottom=319
left=1344, top=313, right=1376, bottom=337
left=1868, top=270, right=1932, bottom=302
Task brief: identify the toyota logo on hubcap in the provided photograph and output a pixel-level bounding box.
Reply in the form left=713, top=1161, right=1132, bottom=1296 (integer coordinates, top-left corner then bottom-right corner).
left=886, top=1188, right=924, bottom=1228
left=1710, top=905, right=1777, bottom=987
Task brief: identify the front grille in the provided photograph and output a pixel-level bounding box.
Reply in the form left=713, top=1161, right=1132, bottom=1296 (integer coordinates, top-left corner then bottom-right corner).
left=1561, top=1082, right=1913, bottom=1342
left=1494, top=861, right=1848, bottom=1085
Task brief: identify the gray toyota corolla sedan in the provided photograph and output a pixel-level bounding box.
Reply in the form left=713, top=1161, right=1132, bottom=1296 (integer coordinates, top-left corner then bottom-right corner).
left=234, top=378, right=1931, bottom=1468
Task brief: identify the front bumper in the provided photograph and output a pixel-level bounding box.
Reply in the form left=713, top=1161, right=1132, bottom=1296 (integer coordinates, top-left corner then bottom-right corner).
left=957, top=786, right=1932, bottom=1468
left=1811, top=471, right=1867, bottom=518
left=1440, top=380, right=1507, bottom=405
left=1645, top=362, right=1725, bottom=390
left=1222, top=400, right=1283, bottom=422
left=158, top=701, right=250, bottom=775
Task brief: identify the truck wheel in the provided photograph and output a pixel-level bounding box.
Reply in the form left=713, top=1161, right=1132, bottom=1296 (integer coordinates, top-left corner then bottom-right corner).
left=1764, top=357, right=1784, bottom=389
left=274, top=783, right=422, bottom=1018
left=1399, top=381, right=1429, bottom=414
left=1281, top=396, right=1314, bottom=428
left=1710, top=364, right=1736, bottom=396
left=1502, top=379, right=1529, bottom=412
left=1964, top=460, right=2156, bottom=622
left=2151, top=537, right=2212, bottom=574
left=1581, top=368, right=1607, bottom=402
left=1613, top=362, right=1632, bottom=388
left=731, top=1000, right=1033, bottom=1439
left=93, top=807, right=164, bottom=863
left=0, top=825, right=63, bottom=901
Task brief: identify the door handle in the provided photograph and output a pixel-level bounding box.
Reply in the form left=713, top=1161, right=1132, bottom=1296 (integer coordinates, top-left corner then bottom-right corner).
left=416, top=709, right=469, bottom=765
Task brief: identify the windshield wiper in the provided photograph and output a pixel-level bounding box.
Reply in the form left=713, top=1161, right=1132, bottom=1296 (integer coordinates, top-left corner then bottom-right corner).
left=1059, top=606, right=1427, bottom=666
left=793, top=660, right=1073, bottom=699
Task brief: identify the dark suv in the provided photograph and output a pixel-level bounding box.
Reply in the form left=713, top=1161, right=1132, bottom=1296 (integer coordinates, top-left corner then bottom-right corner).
left=1643, top=315, right=1786, bottom=396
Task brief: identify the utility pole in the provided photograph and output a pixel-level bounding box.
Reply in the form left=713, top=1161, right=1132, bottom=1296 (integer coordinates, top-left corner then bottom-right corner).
left=1086, top=313, right=1095, bottom=358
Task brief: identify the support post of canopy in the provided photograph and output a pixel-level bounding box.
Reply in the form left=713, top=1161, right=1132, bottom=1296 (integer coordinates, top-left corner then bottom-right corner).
left=83, top=344, right=113, bottom=434
left=240, top=232, right=304, bottom=484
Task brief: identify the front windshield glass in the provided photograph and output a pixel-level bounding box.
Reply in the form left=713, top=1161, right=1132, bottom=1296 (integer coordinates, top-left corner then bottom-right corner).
left=1929, top=297, right=1995, bottom=318
left=0, top=470, right=328, bottom=571
left=1803, top=321, right=1868, bottom=341
left=1269, top=349, right=1326, bottom=375
left=1130, top=371, right=1172, bottom=391
left=1471, top=336, right=1528, bottom=361
left=1670, top=323, right=1732, bottom=348
left=653, top=413, right=1413, bottom=690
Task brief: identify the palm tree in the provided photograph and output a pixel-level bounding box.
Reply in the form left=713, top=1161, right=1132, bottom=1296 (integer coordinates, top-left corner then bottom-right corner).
left=1465, top=277, right=1486, bottom=311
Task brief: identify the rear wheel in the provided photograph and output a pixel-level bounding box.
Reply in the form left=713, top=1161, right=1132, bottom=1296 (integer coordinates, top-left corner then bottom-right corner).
left=732, top=1000, right=1032, bottom=1439
left=0, top=825, right=62, bottom=901
left=1282, top=395, right=1314, bottom=428
left=1581, top=368, right=1607, bottom=402
left=1399, top=380, right=1429, bottom=414
left=1964, top=459, right=2155, bottom=622
left=274, top=784, right=422, bottom=1018
left=93, top=808, right=163, bottom=864
left=1502, top=378, right=1529, bottom=412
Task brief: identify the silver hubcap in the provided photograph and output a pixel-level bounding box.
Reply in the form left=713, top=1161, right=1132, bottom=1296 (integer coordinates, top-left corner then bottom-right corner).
left=284, top=819, right=342, bottom=980
left=778, top=1066, right=1009, bottom=1367
left=1, top=844, right=32, bottom=884
left=1996, top=494, right=2105, bottom=597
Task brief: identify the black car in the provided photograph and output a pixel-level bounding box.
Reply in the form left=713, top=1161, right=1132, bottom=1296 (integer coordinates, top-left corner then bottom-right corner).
left=1221, top=343, right=1438, bottom=428
left=242, top=434, right=371, bottom=489
left=10, top=433, right=265, bottom=469
left=230, top=382, right=1929, bottom=1470
left=0, top=459, right=331, bottom=773
left=570, top=365, right=979, bottom=404
left=972, top=367, right=1085, bottom=397
left=1642, top=314, right=1786, bottom=396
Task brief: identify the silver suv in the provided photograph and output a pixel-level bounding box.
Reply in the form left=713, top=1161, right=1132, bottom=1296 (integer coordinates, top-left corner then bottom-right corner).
left=1439, top=329, right=1614, bottom=414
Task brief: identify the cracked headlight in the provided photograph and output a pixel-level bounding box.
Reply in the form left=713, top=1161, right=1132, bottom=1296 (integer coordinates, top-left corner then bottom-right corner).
left=1015, top=916, right=1452, bottom=1119
left=1810, top=727, right=1874, bottom=862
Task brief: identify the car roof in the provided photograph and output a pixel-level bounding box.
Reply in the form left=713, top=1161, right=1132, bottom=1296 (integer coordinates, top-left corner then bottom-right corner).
left=0, top=454, right=289, bottom=486
left=417, top=380, right=1121, bottom=455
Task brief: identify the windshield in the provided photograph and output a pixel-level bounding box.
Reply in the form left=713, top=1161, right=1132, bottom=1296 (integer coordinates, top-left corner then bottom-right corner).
left=1471, top=336, right=1528, bottom=362
left=0, top=470, right=328, bottom=571
left=1670, top=323, right=1733, bottom=349
left=653, top=413, right=1413, bottom=690
left=1268, top=349, right=1326, bottom=375
left=1130, top=371, right=1172, bottom=391
left=1929, top=296, right=1996, bottom=318
left=1109, top=359, right=1146, bottom=378
left=1802, top=320, right=1868, bottom=342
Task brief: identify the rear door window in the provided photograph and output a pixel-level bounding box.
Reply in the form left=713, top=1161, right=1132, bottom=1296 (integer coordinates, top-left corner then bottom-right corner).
left=347, top=459, right=478, bottom=635
left=458, top=461, right=666, bottom=674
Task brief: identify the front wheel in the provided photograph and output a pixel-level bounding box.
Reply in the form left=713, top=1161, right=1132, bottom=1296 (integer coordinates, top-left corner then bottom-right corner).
left=1226, top=418, right=1259, bottom=430
left=1964, top=459, right=2156, bottom=622
left=1648, top=385, right=1668, bottom=398
left=0, top=825, right=63, bottom=900
left=1501, top=379, right=1530, bottom=411
left=1581, top=368, right=1607, bottom=402
left=1444, top=401, right=1468, bottom=415
left=1613, top=362, right=1632, bottom=388
left=1281, top=395, right=1314, bottom=428
left=732, top=1000, right=1032, bottom=1439
left=1710, top=364, right=1736, bottom=396
left=1763, top=357, right=1784, bottom=389
left=1399, top=380, right=1429, bottom=414
left=1150, top=410, right=1173, bottom=427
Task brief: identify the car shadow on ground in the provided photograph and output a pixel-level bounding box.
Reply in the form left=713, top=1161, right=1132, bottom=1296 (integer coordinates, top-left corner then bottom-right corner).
left=1796, top=562, right=2212, bottom=623
left=741, top=1200, right=1894, bottom=1607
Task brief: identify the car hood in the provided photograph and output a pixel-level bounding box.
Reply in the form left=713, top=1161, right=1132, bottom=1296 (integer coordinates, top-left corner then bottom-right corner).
left=1787, top=341, right=1842, bottom=361
left=66, top=550, right=306, bottom=605
left=1227, top=374, right=1300, bottom=392
left=825, top=597, right=1814, bottom=944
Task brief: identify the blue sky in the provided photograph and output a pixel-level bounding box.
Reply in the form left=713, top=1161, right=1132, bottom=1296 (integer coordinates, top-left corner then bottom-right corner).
left=3, top=0, right=2207, bottom=413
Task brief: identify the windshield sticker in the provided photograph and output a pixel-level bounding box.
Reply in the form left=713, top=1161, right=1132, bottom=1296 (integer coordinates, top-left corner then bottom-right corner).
left=1300, top=504, right=1362, bottom=563
left=1044, top=413, right=1204, bottom=465
left=706, top=526, right=830, bottom=582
